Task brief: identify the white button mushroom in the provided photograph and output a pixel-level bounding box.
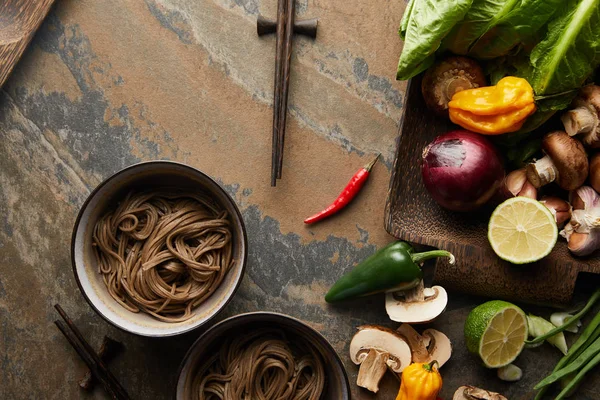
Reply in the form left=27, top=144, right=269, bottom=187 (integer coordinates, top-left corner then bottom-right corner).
left=385, top=280, right=448, bottom=323
left=349, top=325, right=412, bottom=393
left=561, top=85, right=600, bottom=147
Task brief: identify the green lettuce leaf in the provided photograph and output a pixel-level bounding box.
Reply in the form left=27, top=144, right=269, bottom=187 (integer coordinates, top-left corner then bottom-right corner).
left=469, top=0, right=562, bottom=59
left=529, top=0, right=600, bottom=97
left=441, top=0, right=520, bottom=56
left=399, top=0, right=414, bottom=40
left=396, top=0, right=472, bottom=80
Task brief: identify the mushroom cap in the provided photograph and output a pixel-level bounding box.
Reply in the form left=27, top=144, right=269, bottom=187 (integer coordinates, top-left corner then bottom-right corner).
left=422, top=56, right=487, bottom=116
left=386, top=286, right=448, bottom=324
left=349, top=325, right=412, bottom=373
left=591, top=153, right=600, bottom=193
left=542, top=131, right=588, bottom=190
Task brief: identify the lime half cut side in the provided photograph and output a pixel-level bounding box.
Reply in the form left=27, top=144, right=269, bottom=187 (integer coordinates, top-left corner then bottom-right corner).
left=465, top=300, right=528, bottom=369
left=488, top=197, right=558, bottom=264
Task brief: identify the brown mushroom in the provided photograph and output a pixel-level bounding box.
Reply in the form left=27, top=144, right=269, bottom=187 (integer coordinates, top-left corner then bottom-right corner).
left=526, top=131, right=588, bottom=190
left=561, top=85, right=600, bottom=148
left=349, top=325, right=412, bottom=393
left=540, top=196, right=572, bottom=227
left=422, top=56, right=487, bottom=117
left=453, top=386, right=508, bottom=400
left=560, top=186, right=600, bottom=256
left=396, top=324, right=452, bottom=367
left=591, top=153, right=600, bottom=193
left=502, top=168, right=537, bottom=199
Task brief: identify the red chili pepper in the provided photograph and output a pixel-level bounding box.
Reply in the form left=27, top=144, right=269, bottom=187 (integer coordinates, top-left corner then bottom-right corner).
left=304, top=154, right=380, bottom=224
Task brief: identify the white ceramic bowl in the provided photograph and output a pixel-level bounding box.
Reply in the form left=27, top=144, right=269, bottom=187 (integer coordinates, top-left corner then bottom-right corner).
left=71, top=161, right=247, bottom=337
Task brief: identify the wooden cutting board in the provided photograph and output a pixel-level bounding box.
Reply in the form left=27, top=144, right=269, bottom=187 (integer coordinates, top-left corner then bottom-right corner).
left=384, top=75, right=599, bottom=306
left=0, top=0, right=56, bottom=89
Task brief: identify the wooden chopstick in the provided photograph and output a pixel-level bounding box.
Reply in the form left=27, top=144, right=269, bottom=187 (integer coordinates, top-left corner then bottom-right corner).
left=271, top=0, right=287, bottom=186
left=54, top=304, right=131, bottom=400
left=276, top=0, right=296, bottom=180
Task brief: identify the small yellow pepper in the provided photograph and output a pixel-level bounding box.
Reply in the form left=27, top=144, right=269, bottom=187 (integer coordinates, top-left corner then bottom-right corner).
left=448, top=76, right=536, bottom=135
left=396, top=361, right=442, bottom=400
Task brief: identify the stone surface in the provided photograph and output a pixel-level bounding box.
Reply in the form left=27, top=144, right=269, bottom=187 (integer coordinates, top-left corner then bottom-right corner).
left=0, top=0, right=598, bottom=399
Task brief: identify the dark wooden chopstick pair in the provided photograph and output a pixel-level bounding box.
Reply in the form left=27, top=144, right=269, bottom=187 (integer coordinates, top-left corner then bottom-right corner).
left=54, top=304, right=131, bottom=400
left=257, top=1, right=318, bottom=186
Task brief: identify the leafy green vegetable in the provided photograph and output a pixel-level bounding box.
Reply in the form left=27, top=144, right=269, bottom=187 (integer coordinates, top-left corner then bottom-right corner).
left=469, top=0, right=562, bottom=59
left=399, top=0, right=414, bottom=40
left=396, top=0, right=473, bottom=80
left=528, top=0, right=600, bottom=102
left=441, top=0, right=520, bottom=56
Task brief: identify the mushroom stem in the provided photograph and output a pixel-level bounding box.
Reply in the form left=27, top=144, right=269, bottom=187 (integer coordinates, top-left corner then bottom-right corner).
left=356, top=349, right=389, bottom=393
left=527, top=155, right=558, bottom=188
left=403, top=280, right=425, bottom=303
left=562, top=106, right=597, bottom=137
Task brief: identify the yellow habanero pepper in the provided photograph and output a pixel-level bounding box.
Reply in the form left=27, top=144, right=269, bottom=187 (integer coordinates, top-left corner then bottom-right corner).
left=448, top=76, right=536, bottom=135
left=396, top=361, right=442, bottom=400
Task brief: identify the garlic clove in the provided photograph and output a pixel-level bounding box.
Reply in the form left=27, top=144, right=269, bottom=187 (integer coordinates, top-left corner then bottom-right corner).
left=570, top=186, right=600, bottom=210
left=567, top=231, right=600, bottom=257
left=504, top=169, right=537, bottom=199
left=540, top=197, right=572, bottom=227
left=497, top=364, right=523, bottom=382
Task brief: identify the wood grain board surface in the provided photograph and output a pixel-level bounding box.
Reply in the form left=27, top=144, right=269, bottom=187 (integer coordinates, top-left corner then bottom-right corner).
left=385, top=75, right=600, bottom=306
left=0, top=0, right=56, bottom=88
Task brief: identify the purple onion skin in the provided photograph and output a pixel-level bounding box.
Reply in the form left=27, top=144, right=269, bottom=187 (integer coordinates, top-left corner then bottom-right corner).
left=421, top=130, right=505, bottom=212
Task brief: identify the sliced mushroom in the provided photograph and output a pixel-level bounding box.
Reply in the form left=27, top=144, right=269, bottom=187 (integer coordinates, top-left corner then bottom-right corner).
left=349, top=325, right=411, bottom=393
left=453, top=386, right=508, bottom=400
left=562, top=85, right=600, bottom=148
left=386, top=280, right=448, bottom=323
left=396, top=324, right=452, bottom=367
left=526, top=131, right=588, bottom=190
left=422, top=56, right=487, bottom=116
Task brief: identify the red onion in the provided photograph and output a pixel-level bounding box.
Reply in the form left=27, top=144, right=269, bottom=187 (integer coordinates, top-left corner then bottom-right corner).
left=421, top=130, right=504, bottom=212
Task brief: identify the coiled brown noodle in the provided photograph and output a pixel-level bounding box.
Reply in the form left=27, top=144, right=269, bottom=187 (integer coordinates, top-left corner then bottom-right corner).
left=192, top=329, right=325, bottom=400
left=92, top=190, right=234, bottom=322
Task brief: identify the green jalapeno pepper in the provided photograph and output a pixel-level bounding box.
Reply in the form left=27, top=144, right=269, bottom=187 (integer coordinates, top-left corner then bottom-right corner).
left=325, top=241, right=455, bottom=303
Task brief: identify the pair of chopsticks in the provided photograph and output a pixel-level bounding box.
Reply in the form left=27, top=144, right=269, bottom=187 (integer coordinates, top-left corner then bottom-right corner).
left=54, top=304, right=131, bottom=400
left=271, top=0, right=296, bottom=186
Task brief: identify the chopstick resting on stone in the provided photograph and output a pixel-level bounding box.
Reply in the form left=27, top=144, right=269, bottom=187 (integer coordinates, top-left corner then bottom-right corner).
left=54, top=304, right=130, bottom=400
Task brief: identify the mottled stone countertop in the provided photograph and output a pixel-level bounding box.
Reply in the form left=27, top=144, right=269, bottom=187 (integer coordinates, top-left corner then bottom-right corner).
left=1, top=1, right=599, bottom=399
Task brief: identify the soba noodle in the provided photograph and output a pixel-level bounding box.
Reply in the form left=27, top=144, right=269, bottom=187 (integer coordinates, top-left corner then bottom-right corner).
left=192, top=329, right=325, bottom=400
left=92, top=190, right=234, bottom=322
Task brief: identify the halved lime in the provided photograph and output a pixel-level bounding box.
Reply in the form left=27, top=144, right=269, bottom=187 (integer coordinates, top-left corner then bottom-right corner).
left=488, top=197, right=558, bottom=264
left=465, top=300, right=528, bottom=368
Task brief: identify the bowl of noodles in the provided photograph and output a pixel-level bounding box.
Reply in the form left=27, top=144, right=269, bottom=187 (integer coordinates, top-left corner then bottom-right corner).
left=176, top=312, right=350, bottom=400
left=71, top=161, right=247, bottom=337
